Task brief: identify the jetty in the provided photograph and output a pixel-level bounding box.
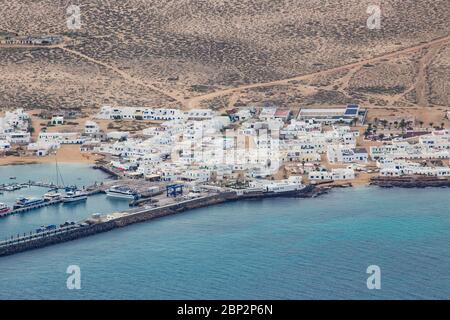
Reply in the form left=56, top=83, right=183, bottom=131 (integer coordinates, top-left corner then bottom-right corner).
left=370, top=176, right=450, bottom=188
left=0, top=185, right=319, bottom=257
left=0, top=185, right=104, bottom=218
left=93, top=164, right=121, bottom=179
left=7, top=199, right=62, bottom=215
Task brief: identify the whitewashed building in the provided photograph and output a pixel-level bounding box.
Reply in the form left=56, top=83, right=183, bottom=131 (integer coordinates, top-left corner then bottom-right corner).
left=309, top=168, right=355, bottom=181
left=0, top=140, right=11, bottom=152
left=327, top=145, right=368, bottom=163
left=186, top=109, right=215, bottom=121
left=38, top=132, right=85, bottom=144
left=51, top=116, right=64, bottom=125
left=6, top=132, right=31, bottom=144
left=380, top=160, right=450, bottom=177
left=143, top=108, right=185, bottom=121
left=84, top=121, right=100, bottom=135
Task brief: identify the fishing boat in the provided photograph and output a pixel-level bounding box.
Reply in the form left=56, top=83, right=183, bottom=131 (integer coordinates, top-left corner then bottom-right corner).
left=0, top=203, right=11, bottom=216
left=62, top=189, right=88, bottom=203
left=106, top=185, right=140, bottom=200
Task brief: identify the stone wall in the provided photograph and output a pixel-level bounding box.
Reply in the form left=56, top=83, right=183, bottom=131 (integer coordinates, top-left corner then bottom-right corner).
left=0, top=188, right=316, bottom=257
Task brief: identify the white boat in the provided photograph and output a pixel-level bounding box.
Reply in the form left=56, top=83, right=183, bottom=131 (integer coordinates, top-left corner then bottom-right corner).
left=106, top=185, right=140, bottom=200
left=63, top=190, right=88, bottom=203
left=266, top=183, right=306, bottom=193
left=13, top=197, right=46, bottom=210
left=44, top=191, right=62, bottom=201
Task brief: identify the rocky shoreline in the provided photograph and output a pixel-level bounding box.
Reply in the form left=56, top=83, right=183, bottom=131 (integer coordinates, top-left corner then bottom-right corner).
left=370, top=176, right=450, bottom=188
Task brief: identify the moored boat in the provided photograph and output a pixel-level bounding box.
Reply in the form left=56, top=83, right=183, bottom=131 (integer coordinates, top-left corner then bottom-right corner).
left=43, top=190, right=62, bottom=202
left=0, top=203, right=11, bottom=216
left=62, top=189, right=88, bottom=203
left=106, top=185, right=140, bottom=200
left=4, top=184, right=21, bottom=191
left=13, top=197, right=46, bottom=210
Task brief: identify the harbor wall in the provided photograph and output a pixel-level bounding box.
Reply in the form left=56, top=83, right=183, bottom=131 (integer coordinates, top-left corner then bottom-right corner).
left=370, top=176, right=450, bottom=188
left=0, top=187, right=316, bottom=257
left=0, top=222, right=117, bottom=257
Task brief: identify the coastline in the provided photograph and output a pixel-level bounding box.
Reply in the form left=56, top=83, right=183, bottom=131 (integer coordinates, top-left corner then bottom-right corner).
left=0, top=175, right=447, bottom=257
left=0, top=186, right=319, bottom=257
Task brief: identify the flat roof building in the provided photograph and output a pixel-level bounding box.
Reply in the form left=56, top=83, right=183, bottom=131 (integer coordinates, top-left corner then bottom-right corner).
left=298, top=105, right=367, bottom=124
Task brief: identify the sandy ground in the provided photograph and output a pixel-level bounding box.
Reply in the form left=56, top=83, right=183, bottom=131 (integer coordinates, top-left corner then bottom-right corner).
left=311, top=172, right=377, bottom=188
left=0, top=145, right=103, bottom=166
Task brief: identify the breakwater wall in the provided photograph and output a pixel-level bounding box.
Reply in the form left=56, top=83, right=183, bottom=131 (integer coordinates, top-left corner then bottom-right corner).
left=0, top=222, right=117, bottom=257
left=0, top=186, right=316, bottom=257
left=370, top=176, right=450, bottom=188
left=93, top=165, right=120, bottom=179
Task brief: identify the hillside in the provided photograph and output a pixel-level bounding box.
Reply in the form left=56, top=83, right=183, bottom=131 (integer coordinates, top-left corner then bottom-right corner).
left=0, top=0, right=449, bottom=120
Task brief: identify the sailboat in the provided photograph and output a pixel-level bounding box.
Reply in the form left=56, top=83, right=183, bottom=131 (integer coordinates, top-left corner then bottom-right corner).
left=44, top=158, right=64, bottom=202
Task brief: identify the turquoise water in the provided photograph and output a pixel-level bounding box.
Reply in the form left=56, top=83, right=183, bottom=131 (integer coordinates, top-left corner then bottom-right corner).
left=0, top=164, right=449, bottom=299
left=0, top=164, right=130, bottom=238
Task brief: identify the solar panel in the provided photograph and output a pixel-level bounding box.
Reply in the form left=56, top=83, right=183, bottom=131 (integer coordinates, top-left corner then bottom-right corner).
left=344, top=109, right=358, bottom=115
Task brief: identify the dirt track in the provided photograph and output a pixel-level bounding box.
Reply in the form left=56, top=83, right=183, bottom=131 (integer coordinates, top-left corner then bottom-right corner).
left=185, top=35, right=450, bottom=109
left=2, top=34, right=449, bottom=110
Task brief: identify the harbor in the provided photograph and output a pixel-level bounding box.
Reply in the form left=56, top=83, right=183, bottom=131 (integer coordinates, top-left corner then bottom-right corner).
left=1, top=160, right=448, bottom=257
left=0, top=184, right=318, bottom=257
left=1, top=185, right=449, bottom=299
left=0, top=160, right=319, bottom=254
left=0, top=163, right=131, bottom=236
left=0, top=161, right=166, bottom=219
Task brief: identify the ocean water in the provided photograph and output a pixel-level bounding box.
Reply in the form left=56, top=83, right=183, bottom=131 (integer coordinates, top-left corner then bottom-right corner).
left=0, top=163, right=130, bottom=239
left=0, top=164, right=449, bottom=299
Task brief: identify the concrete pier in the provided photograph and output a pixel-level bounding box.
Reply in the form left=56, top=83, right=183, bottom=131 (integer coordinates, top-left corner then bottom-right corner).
left=0, top=186, right=316, bottom=257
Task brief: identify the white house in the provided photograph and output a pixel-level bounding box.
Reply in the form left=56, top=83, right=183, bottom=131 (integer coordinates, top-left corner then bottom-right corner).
left=379, top=160, right=450, bottom=177
left=0, top=140, right=11, bottom=152
left=143, top=108, right=185, bottom=121
left=331, top=168, right=355, bottom=180
left=85, top=121, right=100, bottom=135
left=309, top=168, right=355, bottom=181
left=107, top=131, right=129, bottom=140
left=353, top=148, right=369, bottom=162
left=186, top=109, right=215, bottom=121
left=259, top=107, right=277, bottom=121
left=96, top=106, right=118, bottom=120
left=0, top=109, right=31, bottom=145
left=182, top=169, right=211, bottom=182
left=7, top=132, right=31, bottom=144
left=38, top=132, right=85, bottom=144
left=27, top=141, right=59, bottom=156
left=51, top=116, right=64, bottom=125
left=235, top=108, right=253, bottom=121
left=327, top=145, right=368, bottom=163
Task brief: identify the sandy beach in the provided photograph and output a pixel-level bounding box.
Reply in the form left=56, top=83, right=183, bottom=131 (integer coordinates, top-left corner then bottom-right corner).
left=0, top=145, right=103, bottom=166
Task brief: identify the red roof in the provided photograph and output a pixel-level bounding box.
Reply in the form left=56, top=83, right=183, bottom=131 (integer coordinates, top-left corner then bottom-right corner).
left=274, top=108, right=291, bottom=118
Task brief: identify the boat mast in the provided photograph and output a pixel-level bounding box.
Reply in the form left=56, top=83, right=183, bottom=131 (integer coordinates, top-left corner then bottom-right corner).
left=55, top=157, right=65, bottom=188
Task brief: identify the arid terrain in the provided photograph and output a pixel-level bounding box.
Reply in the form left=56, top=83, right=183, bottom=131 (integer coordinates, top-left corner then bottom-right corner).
left=0, top=0, right=449, bottom=121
